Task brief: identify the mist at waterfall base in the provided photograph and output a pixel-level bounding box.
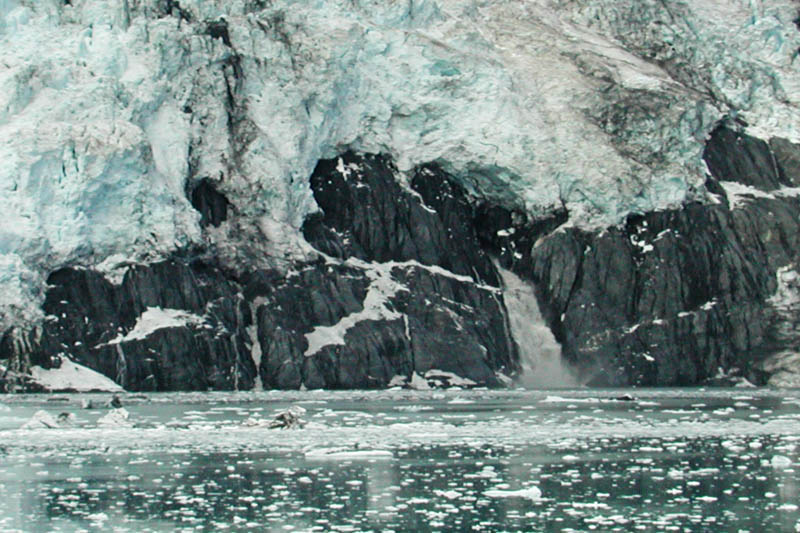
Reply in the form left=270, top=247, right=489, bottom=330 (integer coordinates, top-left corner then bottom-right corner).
left=498, top=266, right=579, bottom=389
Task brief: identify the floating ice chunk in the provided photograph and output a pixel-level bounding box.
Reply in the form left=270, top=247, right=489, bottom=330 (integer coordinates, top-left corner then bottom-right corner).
left=388, top=375, right=408, bottom=388
left=304, top=448, right=393, bottom=460
left=97, top=408, right=133, bottom=428
left=772, top=455, right=793, bottom=469
left=29, top=358, right=122, bottom=392
left=541, top=396, right=599, bottom=404
left=268, top=406, right=307, bottom=429
left=485, top=486, right=542, bottom=500
left=409, top=372, right=431, bottom=390
left=434, top=490, right=461, bottom=500
left=448, top=398, right=475, bottom=405
left=22, top=410, right=60, bottom=429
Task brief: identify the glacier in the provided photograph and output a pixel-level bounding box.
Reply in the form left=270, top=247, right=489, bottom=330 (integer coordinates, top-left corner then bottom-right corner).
left=2, top=0, right=800, bottom=389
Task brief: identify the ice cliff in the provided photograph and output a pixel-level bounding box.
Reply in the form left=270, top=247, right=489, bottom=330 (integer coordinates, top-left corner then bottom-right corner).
left=2, top=0, right=800, bottom=390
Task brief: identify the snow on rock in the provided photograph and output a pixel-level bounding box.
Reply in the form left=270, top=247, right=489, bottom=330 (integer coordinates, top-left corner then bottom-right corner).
left=29, top=358, right=122, bottom=392
left=424, top=369, right=477, bottom=388
left=719, top=181, right=776, bottom=209
left=3, top=0, right=800, bottom=328
left=304, top=261, right=405, bottom=356
left=107, top=307, right=206, bottom=344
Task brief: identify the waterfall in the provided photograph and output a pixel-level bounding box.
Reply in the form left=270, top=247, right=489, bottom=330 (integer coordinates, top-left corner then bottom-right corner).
left=496, top=264, right=578, bottom=388
left=247, top=298, right=266, bottom=391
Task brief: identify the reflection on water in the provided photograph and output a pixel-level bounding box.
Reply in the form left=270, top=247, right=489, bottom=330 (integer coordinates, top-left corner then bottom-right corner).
left=0, top=389, right=799, bottom=532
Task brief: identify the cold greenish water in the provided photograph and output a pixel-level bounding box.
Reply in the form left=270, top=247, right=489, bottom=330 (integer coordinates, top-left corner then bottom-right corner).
left=0, top=389, right=799, bottom=532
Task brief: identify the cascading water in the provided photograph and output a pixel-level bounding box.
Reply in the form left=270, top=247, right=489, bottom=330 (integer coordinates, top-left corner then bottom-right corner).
left=496, top=264, right=578, bottom=388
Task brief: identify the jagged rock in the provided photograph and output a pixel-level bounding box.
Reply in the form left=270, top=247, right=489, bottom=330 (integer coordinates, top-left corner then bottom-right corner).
left=510, top=126, right=800, bottom=386
left=4, top=128, right=800, bottom=389
left=189, top=179, right=231, bottom=228
left=256, top=153, right=516, bottom=389
left=12, top=260, right=257, bottom=392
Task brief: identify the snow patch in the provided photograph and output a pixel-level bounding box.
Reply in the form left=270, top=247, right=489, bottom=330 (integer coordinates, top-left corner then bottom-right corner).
left=29, top=358, right=122, bottom=392
left=719, top=181, right=775, bottom=209
left=106, top=307, right=205, bottom=345
left=304, top=261, right=406, bottom=356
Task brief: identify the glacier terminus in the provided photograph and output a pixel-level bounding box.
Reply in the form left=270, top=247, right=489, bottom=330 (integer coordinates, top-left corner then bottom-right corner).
left=2, top=0, right=800, bottom=390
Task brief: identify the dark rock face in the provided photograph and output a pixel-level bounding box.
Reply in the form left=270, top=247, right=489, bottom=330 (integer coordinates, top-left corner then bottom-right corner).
left=504, top=124, right=800, bottom=386
left=259, top=153, right=518, bottom=389
left=4, top=261, right=257, bottom=392
left=303, top=152, right=498, bottom=284
left=3, top=124, right=799, bottom=391
left=2, top=153, right=518, bottom=391
left=704, top=125, right=792, bottom=192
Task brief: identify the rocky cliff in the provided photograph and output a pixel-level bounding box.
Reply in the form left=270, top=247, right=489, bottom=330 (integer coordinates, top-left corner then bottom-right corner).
left=2, top=0, right=800, bottom=390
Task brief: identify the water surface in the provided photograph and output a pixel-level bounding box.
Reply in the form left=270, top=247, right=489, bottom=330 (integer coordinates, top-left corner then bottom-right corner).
left=1, top=388, right=799, bottom=532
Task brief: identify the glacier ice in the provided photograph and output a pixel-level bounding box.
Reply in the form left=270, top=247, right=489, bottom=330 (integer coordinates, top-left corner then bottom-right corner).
left=2, top=0, right=800, bottom=328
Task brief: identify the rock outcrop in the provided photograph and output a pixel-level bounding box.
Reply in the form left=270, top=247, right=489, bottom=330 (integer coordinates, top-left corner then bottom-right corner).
left=496, top=125, right=800, bottom=386
left=2, top=153, right=518, bottom=391
left=2, top=1, right=800, bottom=390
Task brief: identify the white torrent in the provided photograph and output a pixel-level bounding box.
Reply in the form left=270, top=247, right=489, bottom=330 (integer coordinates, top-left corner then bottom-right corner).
left=496, top=264, right=578, bottom=388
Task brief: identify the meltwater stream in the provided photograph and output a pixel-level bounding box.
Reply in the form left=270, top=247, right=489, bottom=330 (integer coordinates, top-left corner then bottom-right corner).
left=497, top=265, right=578, bottom=388
left=1, top=389, right=799, bottom=532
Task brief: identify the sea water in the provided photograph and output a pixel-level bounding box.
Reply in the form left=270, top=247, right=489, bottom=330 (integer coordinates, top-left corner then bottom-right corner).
left=0, top=389, right=799, bottom=532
